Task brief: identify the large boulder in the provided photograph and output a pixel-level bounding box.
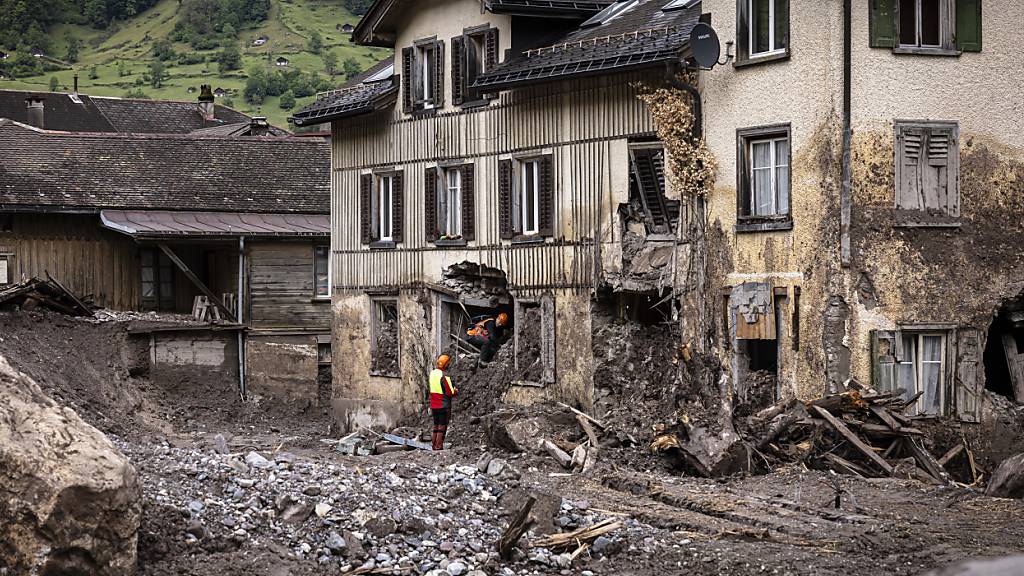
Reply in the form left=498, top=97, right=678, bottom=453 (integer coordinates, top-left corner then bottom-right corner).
left=0, top=354, right=141, bottom=575
left=986, top=453, right=1024, bottom=499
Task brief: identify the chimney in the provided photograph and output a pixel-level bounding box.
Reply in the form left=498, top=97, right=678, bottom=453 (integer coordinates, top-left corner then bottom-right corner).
left=250, top=116, right=270, bottom=136
left=25, top=97, right=44, bottom=129
left=197, top=84, right=215, bottom=122
left=73, top=74, right=78, bottom=95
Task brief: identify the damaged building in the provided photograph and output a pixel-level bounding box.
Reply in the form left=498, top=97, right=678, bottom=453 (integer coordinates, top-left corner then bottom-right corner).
left=292, top=0, right=701, bottom=430
left=0, top=118, right=333, bottom=407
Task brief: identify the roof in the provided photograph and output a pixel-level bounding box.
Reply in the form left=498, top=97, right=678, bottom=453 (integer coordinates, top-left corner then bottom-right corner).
left=289, top=60, right=398, bottom=127
left=483, top=0, right=615, bottom=18
left=0, top=89, right=256, bottom=134
left=101, top=210, right=329, bottom=238
left=0, top=120, right=330, bottom=214
left=474, top=0, right=701, bottom=91
left=189, top=122, right=292, bottom=137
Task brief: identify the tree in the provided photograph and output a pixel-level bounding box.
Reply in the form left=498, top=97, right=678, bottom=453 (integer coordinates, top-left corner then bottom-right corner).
left=279, top=89, right=295, bottom=110
left=49, top=75, right=59, bottom=91
left=148, top=60, right=165, bottom=87
left=83, top=0, right=108, bottom=28
left=217, top=42, right=241, bottom=73
left=323, top=50, right=338, bottom=76
left=221, top=23, right=236, bottom=41
left=152, top=39, right=175, bottom=61
left=88, top=66, right=98, bottom=79
left=244, top=67, right=268, bottom=104
left=308, top=30, right=322, bottom=54
left=342, top=57, right=361, bottom=80
left=64, top=34, right=79, bottom=63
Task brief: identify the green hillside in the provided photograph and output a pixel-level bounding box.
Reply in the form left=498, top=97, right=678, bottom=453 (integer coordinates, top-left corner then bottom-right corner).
left=0, top=0, right=389, bottom=129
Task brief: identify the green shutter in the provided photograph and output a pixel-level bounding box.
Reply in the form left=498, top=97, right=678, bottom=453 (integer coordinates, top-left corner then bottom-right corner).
left=869, top=0, right=896, bottom=48
left=955, top=0, right=982, bottom=52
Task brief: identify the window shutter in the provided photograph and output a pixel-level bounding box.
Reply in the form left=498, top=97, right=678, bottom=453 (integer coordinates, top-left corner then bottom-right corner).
left=955, top=328, right=982, bottom=422
left=955, top=0, right=982, bottom=52
left=360, top=174, right=373, bottom=244
left=424, top=167, right=438, bottom=242
left=781, top=0, right=790, bottom=51
left=737, top=137, right=751, bottom=217
left=735, top=0, right=750, bottom=61
left=538, top=155, right=555, bottom=237
left=461, top=163, right=476, bottom=241
left=895, top=126, right=923, bottom=210
left=871, top=330, right=898, bottom=393
left=498, top=159, right=514, bottom=239
left=432, top=40, right=445, bottom=107
left=451, top=35, right=465, bottom=106
left=392, top=171, right=405, bottom=243
left=401, top=47, right=414, bottom=113
left=869, top=0, right=897, bottom=48
left=484, top=28, right=499, bottom=69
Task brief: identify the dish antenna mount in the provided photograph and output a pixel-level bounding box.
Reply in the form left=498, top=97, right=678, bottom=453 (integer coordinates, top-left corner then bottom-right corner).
left=687, top=22, right=733, bottom=69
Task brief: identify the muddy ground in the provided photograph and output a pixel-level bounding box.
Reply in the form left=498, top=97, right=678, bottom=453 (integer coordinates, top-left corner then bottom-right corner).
left=3, top=310, right=1024, bottom=575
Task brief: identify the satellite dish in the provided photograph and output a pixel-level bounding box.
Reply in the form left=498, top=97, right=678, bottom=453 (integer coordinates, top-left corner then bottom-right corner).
left=688, top=22, right=721, bottom=69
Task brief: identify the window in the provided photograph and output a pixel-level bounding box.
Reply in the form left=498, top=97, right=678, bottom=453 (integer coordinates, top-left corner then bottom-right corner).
left=582, top=0, right=639, bottom=28
left=425, top=164, right=475, bottom=243
left=737, top=125, right=791, bottom=231
left=402, top=39, right=444, bottom=113
left=370, top=299, right=400, bottom=377
left=443, top=168, right=462, bottom=238
left=452, top=27, right=499, bottom=106
left=736, top=0, right=789, bottom=65
left=0, top=254, right=10, bottom=285
left=140, top=248, right=176, bottom=311
left=894, top=121, right=959, bottom=217
left=499, top=155, right=554, bottom=240
left=314, top=246, right=329, bottom=299
left=513, top=296, right=556, bottom=385
left=895, top=332, right=947, bottom=415
left=869, top=0, right=982, bottom=53
left=360, top=171, right=404, bottom=246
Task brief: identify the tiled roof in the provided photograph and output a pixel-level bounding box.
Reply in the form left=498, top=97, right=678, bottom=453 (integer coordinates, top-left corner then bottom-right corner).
left=0, top=89, right=257, bottom=134
left=289, top=73, right=398, bottom=127
left=483, top=0, right=615, bottom=18
left=0, top=120, right=330, bottom=214
left=101, top=210, right=329, bottom=238
left=474, top=0, right=701, bottom=90
left=189, top=122, right=292, bottom=137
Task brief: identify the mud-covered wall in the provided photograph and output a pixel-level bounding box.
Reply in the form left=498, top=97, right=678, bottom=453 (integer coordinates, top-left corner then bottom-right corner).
left=245, top=335, right=319, bottom=405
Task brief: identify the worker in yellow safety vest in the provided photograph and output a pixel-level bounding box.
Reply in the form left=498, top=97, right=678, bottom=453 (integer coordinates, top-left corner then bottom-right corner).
left=429, top=354, right=458, bottom=450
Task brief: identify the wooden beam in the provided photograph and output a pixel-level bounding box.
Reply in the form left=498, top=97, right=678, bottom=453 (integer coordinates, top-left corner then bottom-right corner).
left=497, top=496, right=536, bottom=560
left=937, top=444, right=964, bottom=467
left=157, top=243, right=236, bottom=323
left=905, top=437, right=952, bottom=484
left=868, top=405, right=902, bottom=432
left=812, top=405, right=893, bottom=475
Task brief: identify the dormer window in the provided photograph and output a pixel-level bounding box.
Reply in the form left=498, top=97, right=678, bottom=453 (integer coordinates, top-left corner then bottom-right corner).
left=452, top=26, right=499, bottom=106
left=402, top=39, right=444, bottom=113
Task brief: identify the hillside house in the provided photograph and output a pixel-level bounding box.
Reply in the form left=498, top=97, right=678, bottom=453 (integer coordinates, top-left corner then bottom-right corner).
left=253, top=36, right=269, bottom=46
left=340, top=23, right=355, bottom=33
left=293, top=0, right=701, bottom=430
left=0, top=120, right=332, bottom=408
left=276, top=57, right=290, bottom=67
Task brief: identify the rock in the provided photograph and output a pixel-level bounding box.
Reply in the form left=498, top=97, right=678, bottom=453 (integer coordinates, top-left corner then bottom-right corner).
left=592, top=535, right=611, bottom=554
left=0, top=356, right=142, bottom=576
left=477, top=452, right=494, bottom=472
left=925, top=555, right=1024, bottom=576
left=447, top=560, right=467, bottom=575
left=484, top=414, right=542, bottom=453
left=303, top=485, right=322, bottom=496
left=344, top=530, right=366, bottom=560
left=315, top=502, right=333, bottom=518
left=486, top=458, right=506, bottom=476
left=185, top=519, right=206, bottom=539
left=363, top=516, right=398, bottom=538
left=245, top=451, right=273, bottom=469
left=986, top=453, right=1024, bottom=498
left=326, top=532, right=347, bottom=555
left=213, top=433, right=229, bottom=455
left=280, top=501, right=314, bottom=524
left=187, top=500, right=204, bottom=514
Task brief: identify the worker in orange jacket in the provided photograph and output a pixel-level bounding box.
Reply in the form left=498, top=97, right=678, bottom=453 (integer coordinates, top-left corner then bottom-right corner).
left=429, top=354, right=458, bottom=450
left=465, top=312, right=509, bottom=362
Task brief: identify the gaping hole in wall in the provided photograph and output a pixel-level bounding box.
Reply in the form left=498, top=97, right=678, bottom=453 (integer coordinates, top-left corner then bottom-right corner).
left=370, top=299, right=400, bottom=377
left=984, top=297, right=1024, bottom=403
left=515, top=302, right=543, bottom=382
left=439, top=262, right=513, bottom=366
left=615, top=291, right=676, bottom=326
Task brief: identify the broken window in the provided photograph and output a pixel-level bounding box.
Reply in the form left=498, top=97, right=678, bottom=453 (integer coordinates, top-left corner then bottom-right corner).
left=314, top=246, right=330, bottom=299
left=401, top=39, right=444, bottom=113
left=140, top=248, right=175, bottom=311
left=426, top=164, right=475, bottom=243
left=451, top=26, right=498, bottom=106
left=513, top=296, right=555, bottom=385
left=628, top=143, right=679, bottom=235
left=499, top=155, right=554, bottom=239
left=869, top=0, right=981, bottom=53
left=736, top=0, right=789, bottom=63
left=737, top=125, right=792, bottom=230
left=894, top=121, right=959, bottom=217
left=872, top=329, right=947, bottom=415
left=360, top=171, right=404, bottom=245
left=370, top=299, right=400, bottom=377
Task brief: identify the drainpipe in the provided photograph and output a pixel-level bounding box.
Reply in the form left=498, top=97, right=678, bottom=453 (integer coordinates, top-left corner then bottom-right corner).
left=840, top=0, right=852, bottom=267
left=665, top=62, right=703, bottom=139
left=237, top=235, right=246, bottom=400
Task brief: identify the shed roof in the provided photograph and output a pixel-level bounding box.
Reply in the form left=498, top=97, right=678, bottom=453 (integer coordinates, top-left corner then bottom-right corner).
left=101, top=210, right=329, bottom=238
left=0, top=120, right=329, bottom=214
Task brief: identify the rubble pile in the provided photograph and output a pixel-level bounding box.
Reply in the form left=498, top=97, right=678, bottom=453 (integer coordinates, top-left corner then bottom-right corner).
left=0, top=274, right=94, bottom=316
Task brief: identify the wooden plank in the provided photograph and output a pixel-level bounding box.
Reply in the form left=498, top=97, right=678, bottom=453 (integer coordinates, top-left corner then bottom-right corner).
left=937, top=444, right=964, bottom=467
left=381, top=433, right=432, bottom=451
left=905, top=437, right=952, bottom=484
left=823, top=453, right=869, bottom=478
left=497, top=495, right=536, bottom=560
left=868, top=405, right=902, bottom=431
left=812, top=405, right=893, bottom=475
left=157, top=244, right=236, bottom=322
left=557, top=402, right=605, bottom=430
left=44, top=271, right=92, bottom=315
left=576, top=414, right=600, bottom=448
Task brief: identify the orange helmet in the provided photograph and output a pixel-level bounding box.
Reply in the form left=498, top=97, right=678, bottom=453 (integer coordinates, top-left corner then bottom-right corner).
left=436, top=354, right=451, bottom=370
left=496, top=312, right=509, bottom=327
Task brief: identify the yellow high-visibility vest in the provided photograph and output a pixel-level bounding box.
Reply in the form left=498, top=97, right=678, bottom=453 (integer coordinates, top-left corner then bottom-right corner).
left=429, top=368, right=455, bottom=395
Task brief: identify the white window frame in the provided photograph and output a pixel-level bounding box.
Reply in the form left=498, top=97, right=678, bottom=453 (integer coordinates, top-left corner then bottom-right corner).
left=748, top=0, right=786, bottom=57
left=748, top=136, right=789, bottom=217
left=313, top=245, right=331, bottom=300
left=418, top=43, right=435, bottom=109
left=442, top=168, right=462, bottom=238
left=896, top=332, right=947, bottom=415
left=899, top=0, right=945, bottom=48
left=519, top=159, right=541, bottom=236
left=377, top=175, right=394, bottom=241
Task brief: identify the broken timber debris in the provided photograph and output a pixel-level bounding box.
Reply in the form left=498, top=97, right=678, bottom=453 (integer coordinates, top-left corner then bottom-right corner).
left=497, top=495, right=536, bottom=560
left=529, top=518, right=622, bottom=552
left=0, top=275, right=93, bottom=317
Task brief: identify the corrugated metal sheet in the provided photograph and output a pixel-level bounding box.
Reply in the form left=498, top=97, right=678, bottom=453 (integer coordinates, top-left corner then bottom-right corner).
left=101, top=210, right=329, bottom=238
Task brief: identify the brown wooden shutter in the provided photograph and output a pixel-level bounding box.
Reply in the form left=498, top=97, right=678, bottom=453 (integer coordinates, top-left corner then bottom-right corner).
left=735, top=0, right=750, bottom=62
left=484, top=28, right=499, bottom=68
left=955, top=328, right=983, bottom=422
left=737, top=137, right=751, bottom=217
left=360, top=174, right=373, bottom=244
left=498, top=159, right=514, bottom=239
left=451, top=35, right=465, bottom=106
left=461, top=163, right=475, bottom=241
left=538, top=154, right=555, bottom=237
left=927, top=126, right=959, bottom=216
left=955, top=0, right=982, bottom=52
left=895, top=126, right=923, bottom=210
left=432, top=40, right=445, bottom=107
left=392, top=171, right=405, bottom=243
left=401, top=47, right=414, bottom=113
left=424, top=167, right=438, bottom=242
left=869, top=0, right=897, bottom=48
